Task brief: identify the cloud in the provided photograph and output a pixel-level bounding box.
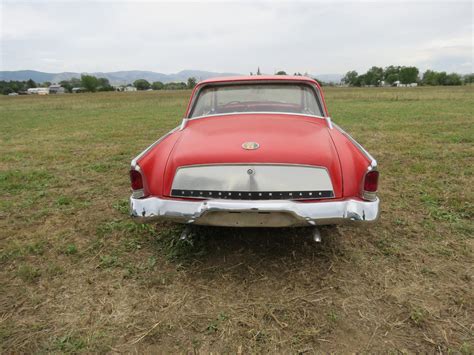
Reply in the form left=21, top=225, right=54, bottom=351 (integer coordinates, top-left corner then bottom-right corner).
left=1, top=1, right=472, bottom=74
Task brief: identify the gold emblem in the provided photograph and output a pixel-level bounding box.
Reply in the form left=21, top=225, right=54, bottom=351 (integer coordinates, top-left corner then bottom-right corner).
left=242, top=142, right=259, bottom=150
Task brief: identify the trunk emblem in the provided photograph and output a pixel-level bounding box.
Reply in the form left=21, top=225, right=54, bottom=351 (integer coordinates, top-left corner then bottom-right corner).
left=242, top=142, right=259, bottom=150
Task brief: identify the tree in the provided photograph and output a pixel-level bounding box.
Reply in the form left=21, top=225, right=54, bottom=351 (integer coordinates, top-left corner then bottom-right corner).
left=26, top=79, right=37, bottom=89
left=365, top=66, right=384, bottom=86
left=42, top=81, right=52, bottom=87
left=399, top=66, right=419, bottom=84
left=384, top=65, right=400, bottom=85
left=463, top=73, right=474, bottom=84
left=445, top=73, right=462, bottom=86
left=187, top=77, right=197, bottom=89
left=133, top=79, right=151, bottom=90
left=275, top=71, right=287, bottom=75
left=59, top=80, right=73, bottom=93
left=342, top=70, right=359, bottom=86
left=422, top=70, right=438, bottom=85
left=355, top=74, right=367, bottom=87
left=70, top=78, right=82, bottom=87
left=97, top=77, right=114, bottom=91
left=437, top=72, right=448, bottom=85
left=164, top=82, right=187, bottom=90
left=3, top=87, right=14, bottom=95
left=81, top=75, right=99, bottom=92
left=152, top=81, right=164, bottom=90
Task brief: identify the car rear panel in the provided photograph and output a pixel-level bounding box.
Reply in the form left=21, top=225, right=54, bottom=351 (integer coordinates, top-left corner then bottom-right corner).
left=162, top=114, right=343, bottom=199
left=170, top=164, right=334, bottom=200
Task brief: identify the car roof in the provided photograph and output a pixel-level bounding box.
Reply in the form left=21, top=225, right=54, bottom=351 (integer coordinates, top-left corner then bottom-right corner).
left=198, top=75, right=319, bottom=85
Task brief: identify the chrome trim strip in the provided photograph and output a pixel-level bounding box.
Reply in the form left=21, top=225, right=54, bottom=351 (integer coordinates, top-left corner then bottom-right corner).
left=132, top=188, right=145, bottom=199
left=179, top=118, right=188, bottom=131
left=171, top=189, right=334, bottom=200
left=130, top=126, right=180, bottom=170
left=173, top=162, right=331, bottom=169
left=333, top=123, right=377, bottom=170
left=362, top=190, right=377, bottom=201
left=188, top=111, right=326, bottom=121
left=130, top=196, right=380, bottom=227
left=325, top=116, right=333, bottom=129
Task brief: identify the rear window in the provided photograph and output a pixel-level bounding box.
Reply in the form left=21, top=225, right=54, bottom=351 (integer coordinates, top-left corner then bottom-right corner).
left=189, top=83, right=323, bottom=118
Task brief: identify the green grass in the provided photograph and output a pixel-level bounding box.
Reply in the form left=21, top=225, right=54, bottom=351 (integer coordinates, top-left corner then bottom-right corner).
left=0, top=87, right=473, bottom=353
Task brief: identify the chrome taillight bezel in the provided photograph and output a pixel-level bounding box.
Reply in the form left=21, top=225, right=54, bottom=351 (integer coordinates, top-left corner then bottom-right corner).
left=362, top=168, right=379, bottom=201
left=130, top=168, right=145, bottom=199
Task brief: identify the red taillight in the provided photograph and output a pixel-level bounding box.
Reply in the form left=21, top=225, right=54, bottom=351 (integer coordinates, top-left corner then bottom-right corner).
left=129, top=170, right=143, bottom=190
left=364, top=170, right=379, bottom=192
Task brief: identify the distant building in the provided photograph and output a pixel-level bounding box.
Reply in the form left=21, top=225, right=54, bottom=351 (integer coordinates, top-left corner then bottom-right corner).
left=115, top=86, right=137, bottom=92
left=392, top=81, right=417, bottom=87
left=27, top=87, right=49, bottom=95
left=72, top=87, right=85, bottom=93
left=49, top=84, right=65, bottom=94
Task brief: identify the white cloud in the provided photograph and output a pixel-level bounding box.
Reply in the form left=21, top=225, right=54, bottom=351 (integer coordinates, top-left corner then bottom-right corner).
left=1, top=0, right=472, bottom=74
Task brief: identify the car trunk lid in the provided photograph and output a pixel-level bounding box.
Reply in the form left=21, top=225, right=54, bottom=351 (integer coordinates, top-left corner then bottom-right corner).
left=163, top=114, right=342, bottom=198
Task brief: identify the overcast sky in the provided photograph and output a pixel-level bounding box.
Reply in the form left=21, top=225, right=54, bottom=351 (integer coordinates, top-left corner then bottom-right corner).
left=1, top=0, right=473, bottom=75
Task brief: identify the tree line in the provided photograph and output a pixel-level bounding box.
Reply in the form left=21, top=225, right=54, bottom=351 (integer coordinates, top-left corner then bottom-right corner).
left=0, top=75, right=198, bottom=95
left=342, top=66, right=473, bottom=87
left=2, top=69, right=472, bottom=95
left=133, top=77, right=197, bottom=91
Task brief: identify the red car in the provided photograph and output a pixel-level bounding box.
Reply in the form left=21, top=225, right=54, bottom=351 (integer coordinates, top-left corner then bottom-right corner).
left=130, top=76, right=379, bottom=229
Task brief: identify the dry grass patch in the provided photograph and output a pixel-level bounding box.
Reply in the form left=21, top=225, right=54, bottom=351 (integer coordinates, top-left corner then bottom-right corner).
left=0, top=87, right=473, bottom=352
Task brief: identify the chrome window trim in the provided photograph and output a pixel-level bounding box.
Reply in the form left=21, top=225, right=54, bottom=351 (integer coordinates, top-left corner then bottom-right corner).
left=333, top=123, right=377, bottom=171
left=325, top=116, right=333, bottom=129
left=187, top=111, right=326, bottom=121
left=130, top=126, right=180, bottom=170
left=187, top=80, right=328, bottom=119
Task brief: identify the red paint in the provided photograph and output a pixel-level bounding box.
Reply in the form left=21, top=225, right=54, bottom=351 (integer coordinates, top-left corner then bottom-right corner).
left=162, top=114, right=342, bottom=198
left=136, top=76, right=374, bottom=201
left=327, top=128, right=371, bottom=198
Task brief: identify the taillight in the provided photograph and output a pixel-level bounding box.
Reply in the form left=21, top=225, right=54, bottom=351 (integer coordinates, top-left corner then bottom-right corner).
left=363, top=170, right=379, bottom=200
left=364, top=170, right=379, bottom=192
left=129, top=170, right=143, bottom=190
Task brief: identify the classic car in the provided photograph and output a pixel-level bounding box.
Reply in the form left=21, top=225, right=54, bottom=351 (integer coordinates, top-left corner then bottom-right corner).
left=129, top=76, right=379, bottom=230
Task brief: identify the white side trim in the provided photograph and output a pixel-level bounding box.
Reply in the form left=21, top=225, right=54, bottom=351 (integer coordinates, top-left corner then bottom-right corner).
left=333, top=123, right=377, bottom=170
left=130, top=126, right=180, bottom=170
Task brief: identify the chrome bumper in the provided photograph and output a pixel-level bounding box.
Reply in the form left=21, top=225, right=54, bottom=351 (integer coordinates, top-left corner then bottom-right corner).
left=130, top=196, right=380, bottom=227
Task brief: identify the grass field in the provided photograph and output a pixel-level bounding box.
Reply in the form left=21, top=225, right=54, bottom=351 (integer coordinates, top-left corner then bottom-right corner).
left=1, top=86, right=473, bottom=353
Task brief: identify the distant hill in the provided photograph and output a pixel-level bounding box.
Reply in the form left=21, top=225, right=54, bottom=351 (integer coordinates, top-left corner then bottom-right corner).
left=0, top=70, right=240, bottom=85
left=0, top=70, right=343, bottom=85
left=313, top=74, right=343, bottom=83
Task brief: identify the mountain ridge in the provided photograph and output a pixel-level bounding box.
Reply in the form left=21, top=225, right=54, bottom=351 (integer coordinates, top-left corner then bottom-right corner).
left=0, top=70, right=343, bottom=85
